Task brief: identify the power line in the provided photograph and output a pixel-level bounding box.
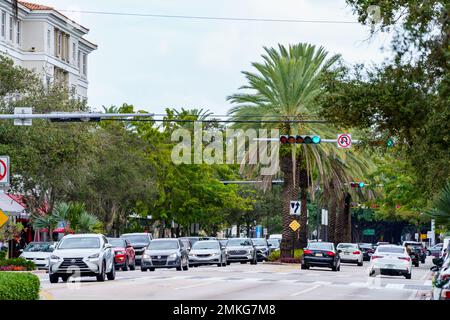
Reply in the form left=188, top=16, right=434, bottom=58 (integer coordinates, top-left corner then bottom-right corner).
left=58, top=9, right=358, bottom=24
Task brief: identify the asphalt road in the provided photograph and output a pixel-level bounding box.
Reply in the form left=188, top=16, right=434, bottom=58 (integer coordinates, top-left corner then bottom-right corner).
left=37, top=257, right=434, bottom=300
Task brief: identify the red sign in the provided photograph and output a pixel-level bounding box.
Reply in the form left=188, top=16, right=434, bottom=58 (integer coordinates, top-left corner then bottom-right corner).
left=0, top=159, right=7, bottom=181
left=337, top=134, right=352, bottom=149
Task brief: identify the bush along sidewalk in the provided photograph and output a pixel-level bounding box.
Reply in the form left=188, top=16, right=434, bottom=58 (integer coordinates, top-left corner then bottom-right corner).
left=268, top=249, right=303, bottom=263
left=0, top=258, right=36, bottom=271
left=0, top=272, right=40, bottom=300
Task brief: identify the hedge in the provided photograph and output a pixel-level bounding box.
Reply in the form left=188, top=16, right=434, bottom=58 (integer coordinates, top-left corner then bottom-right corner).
left=268, top=249, right=303, bottom=263
left=0, top=272, right=40, bottom=300
left=0, top=258, right=36, bottom=271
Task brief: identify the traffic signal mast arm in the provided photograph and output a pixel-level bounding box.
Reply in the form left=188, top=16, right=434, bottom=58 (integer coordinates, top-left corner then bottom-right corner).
left=253, top=137, right=361, bottom=144
left=0, top=112, right=155, bottom=120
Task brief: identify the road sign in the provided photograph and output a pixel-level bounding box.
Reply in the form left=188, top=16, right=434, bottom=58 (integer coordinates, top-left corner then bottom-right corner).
left=289, top=220, right=300, bottom=232
left=420, top=234, right=427, bottom=240
left=337, top=133, right=352, bottom=149
left=363, top=229, right=375, bottom=236
left=290, top=201, right=301, bottom=215
left=427, top=231, right=434, bottom=239
left=0, top=209, right=8, bottom=228
left=0, top=156, right=10, bottom=185
left=14, top=107, right=32, bottom=126
left=321, top=209, right=328, bottom=225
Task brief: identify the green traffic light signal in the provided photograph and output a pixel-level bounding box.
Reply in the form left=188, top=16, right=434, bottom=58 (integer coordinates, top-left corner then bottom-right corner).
left=387, top=138, right=394, bottom=147
left=359, top=182, right=365, bottom=188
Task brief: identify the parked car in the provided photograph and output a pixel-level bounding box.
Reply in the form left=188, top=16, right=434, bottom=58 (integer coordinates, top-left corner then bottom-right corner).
left=188, top=240, right=227, bottom=267
left=431, top=254, right=450, bottom=300
left=19, top=242, right=55, bottom=270
left=225, top=238, right=257, bottom=265
left=48, top=234, right=115, bottom=283
left=427, top=243, right=443, bottom=257
left=336, top=243, right=364, bottom=266
left=301, top=242, right=341, bottom=271
left=358, top=243, right=375, bottom=261
left=403, top=241, right=427, bottom=263
left=107, top=238, right=136, bottom=271
left=120, top=233, right=152, bottom=265
left=267, top=238, right=280, bottom=253
left=369, top=244, right=412, bottom=279
left=251, top=238, right=270, bottom=262
left=141, top=238, right=189, bottom=271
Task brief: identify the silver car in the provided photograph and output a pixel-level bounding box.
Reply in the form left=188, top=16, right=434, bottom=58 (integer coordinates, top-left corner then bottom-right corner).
left=189, top=240, right=227, bottom=267
left=48, top=234, right=116, bottom=283
left=19, top=242, right=55, bottom=270
left=225, top=238, right=257, bottom=265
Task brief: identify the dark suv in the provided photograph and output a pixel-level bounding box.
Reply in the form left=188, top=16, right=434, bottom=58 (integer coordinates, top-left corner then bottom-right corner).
left=141, top=238, right=189, bottom=271
left=403, top=241, right=426, bottom=264
left=120, top=233, right=152, bottom=265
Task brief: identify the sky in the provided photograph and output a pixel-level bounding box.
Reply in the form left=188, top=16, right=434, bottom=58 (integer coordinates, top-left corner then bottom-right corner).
left=38, top=0, right=394, bottom=115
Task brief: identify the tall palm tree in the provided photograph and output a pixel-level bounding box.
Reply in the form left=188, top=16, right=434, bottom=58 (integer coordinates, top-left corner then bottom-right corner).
left=428, top=181, right=450, bottom=229
left=228, top=43, right=341, bottom=256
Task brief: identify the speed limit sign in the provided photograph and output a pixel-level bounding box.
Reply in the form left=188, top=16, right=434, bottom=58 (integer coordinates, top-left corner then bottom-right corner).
left=337, top=134, right=352, bottom=149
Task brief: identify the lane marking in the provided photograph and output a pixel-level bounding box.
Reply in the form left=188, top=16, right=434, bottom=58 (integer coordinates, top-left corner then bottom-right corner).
left=385, top=283, right=405, bottom=290
left=290, top=284, right=321, bottom=296
left=175, top=281, right=219, bottom=290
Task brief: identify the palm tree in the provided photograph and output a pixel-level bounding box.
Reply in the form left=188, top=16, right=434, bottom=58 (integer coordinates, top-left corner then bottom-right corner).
left=228, top=43, right=341, bottom=256
left=428, top=181, right=450, bottom=229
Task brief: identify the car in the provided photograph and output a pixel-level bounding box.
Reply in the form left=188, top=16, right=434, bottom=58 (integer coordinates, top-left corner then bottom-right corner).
left=267, top=238, right=280, bottom=253
left=431, top=254, right=450, bottom=300
left=368, top=244, right=412, bottom=279
left=19, top=242, right=55, bottom=270
left=301, top=242, right=341, bottom=271
left=141, top=238, right=189, bottom=271
left=336, top=243, right=364, bottom=266
left=403, top=241, right=427, bottom=263
left=441, top=237, right=450, bottom=258
left=225, top=238, right=257, bottom=265
left=358, top=243, right=375, bottom=261
left=427, top=243, right=443, bottom=257
left=107, top=238, right=136, bottom=271
left=48, top=234, right=115, bottom=283
left=188, top=240, right=227, bottom=267
left=251, top=238, right=270, bottom=262
left=120, top=233, right=152, bottom=265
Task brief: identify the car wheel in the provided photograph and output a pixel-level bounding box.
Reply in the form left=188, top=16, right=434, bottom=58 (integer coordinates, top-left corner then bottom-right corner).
left=141, top=267, right=148, bottom=272
left=357, top=260, right=363, bottom=266
left=96, top=261, right=106, bottom=282
left=176, top=265, right=183, bottom=271
left=301, top=264, right=309, bottom=270
left=240, top=261, right=247, bottom=264
left=122, top=258, right=129, bottom=271
left=49, top=274, right=59, bottom=283
left=149, top=267, right=155, bottom=272
left=61, top=275, right=70, bottom=282
left=226, top=261, right=230, bottom=265
left=414, top=261, right=419, bottom=267
left=405, top=273, right=412, bottom=279
left=107, top=262, right=116, bottom=280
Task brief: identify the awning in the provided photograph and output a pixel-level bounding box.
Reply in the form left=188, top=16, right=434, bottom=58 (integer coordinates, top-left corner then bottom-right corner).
left=0, top=191, right=29, bottom=218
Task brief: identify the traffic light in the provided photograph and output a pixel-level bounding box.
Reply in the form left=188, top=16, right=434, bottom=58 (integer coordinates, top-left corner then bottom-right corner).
left=350, top=182, right=365, bottom=188
left=279, top=135, right=321, bottom=145
left=386, top=138, right=394, bottom=147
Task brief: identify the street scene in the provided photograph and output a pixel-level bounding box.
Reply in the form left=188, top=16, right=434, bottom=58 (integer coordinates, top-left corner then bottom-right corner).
left=0, top=0, right=449, bottom=305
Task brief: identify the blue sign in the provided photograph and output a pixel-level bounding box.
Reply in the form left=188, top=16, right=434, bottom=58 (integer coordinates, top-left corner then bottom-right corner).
left=256, top=225, right=263, bottom=238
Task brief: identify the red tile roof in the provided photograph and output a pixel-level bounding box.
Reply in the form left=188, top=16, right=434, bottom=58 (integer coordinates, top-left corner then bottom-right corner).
left=18, top=1, right=53, bottom=11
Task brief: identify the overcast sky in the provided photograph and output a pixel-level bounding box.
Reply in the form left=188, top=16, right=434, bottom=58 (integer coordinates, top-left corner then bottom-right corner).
left=40, top=0, right=393, bottom=114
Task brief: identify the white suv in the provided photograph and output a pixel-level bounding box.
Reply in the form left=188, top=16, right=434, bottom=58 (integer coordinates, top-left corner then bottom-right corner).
left=48, top=234, right=115, bottom=283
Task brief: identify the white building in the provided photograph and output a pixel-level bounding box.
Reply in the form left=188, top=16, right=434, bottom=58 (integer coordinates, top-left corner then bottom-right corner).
left=0, top=0, right=97, bottom=100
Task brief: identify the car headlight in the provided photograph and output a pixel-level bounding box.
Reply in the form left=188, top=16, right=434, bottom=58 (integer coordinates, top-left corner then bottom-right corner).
left=168, top=253, right=179, bottom=260
left=88, top=253, right=99, bottom=259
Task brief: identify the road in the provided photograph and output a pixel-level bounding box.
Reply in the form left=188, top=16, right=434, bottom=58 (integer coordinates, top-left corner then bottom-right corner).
left=37, top=257, right=434, bottom=300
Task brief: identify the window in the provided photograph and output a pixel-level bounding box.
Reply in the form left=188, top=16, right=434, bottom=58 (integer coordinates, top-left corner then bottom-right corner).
left=1, top=11, right=5, bottom=38
left=16, top=20, right=20, bottom=45
left=47, top=29, right=51, bottom=50
left=82, top=53, right=87, bottom=76
left=54, top=29, right=62, bottom=57
left=72, top=43, right=76, bottom=64
left=77, top=50, right=81, bottom=69
left=9, top=16, right=13, bottom=41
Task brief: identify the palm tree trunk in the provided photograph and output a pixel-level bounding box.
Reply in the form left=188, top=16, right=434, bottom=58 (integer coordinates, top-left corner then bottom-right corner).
left=335, top=194, right=345, bottom=244
left=328, top=182, right=337, bottom=244
left=280, top=154, right=299, bottom=258
left=299, top=167, right=308, bottom=249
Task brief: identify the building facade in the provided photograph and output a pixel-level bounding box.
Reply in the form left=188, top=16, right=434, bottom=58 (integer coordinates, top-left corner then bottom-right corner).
left=0, top=0, right=97, bottom=100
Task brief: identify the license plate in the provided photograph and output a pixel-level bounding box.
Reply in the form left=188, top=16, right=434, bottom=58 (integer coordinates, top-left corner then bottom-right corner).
left=344, top=252, right=349, bottom=255
left=315, top=253, right=322, bottom=257
left=385, top=264, right=395, bottom=268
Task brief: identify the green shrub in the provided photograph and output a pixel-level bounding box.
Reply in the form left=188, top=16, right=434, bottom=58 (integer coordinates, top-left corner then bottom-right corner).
left=0, top=272, right=40, bottom=300
left=0, top=250, right=6, bottom=260
left=268, top=249, right=303, bottom=262
left=0, top=258, right=36, bottom=271
left=268, top=250, right=280, bottom=261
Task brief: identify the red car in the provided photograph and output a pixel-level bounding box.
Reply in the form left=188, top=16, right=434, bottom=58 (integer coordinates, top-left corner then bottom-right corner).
left=108, top=238, right=136, bottom=271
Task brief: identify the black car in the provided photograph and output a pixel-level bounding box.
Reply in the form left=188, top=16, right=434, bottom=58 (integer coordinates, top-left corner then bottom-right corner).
left=405, top=245, right=422, bottom=267
left=301, top=242, right=341, bottom=271
left=403, top=241, right=426, bottom=264
left=141, top=238, right=189, bottom=271
left=120, top=233, right=152, bottom=265
left=358, top=243, right=375, bottom=261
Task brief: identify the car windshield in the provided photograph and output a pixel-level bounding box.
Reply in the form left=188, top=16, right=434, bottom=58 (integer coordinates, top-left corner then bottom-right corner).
left=251, top=239, right=267, bottom=246
left=121, top=235, right=150, bottom=244
left=23, top=243, right=54, bottom=252
left=268, top=239, right=280, bottom=247
left=337, top=243, right=357, bottom=249
left=148, top=240, right=179, bottom=250
left=227, top=239, right=252, bottom=246
left=308, top=242, right=334, bottom=251
left=108, top=239, right=126, bottom=247
left=58, top=237, right=100, bottom=249
left=192, top=241, right=219, bottom=250
left=377, top=246, right=405, bottom=254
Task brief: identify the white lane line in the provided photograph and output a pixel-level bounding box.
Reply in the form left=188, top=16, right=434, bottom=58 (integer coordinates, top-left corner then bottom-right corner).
left=385, top=283, right=405, bottom=290
left=349, top=282, right=368, bottom=287
left=290, top=284, right=322, bottom=296
left=175, top=281, right=219, bottom=290
left=313, top=281, right=332, bottom=285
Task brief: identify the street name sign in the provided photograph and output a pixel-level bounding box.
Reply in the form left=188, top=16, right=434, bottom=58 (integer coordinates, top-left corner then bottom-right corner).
left=337, top=133, right=352, bottom=149
left=14, top=107, right=32, bottom=126
left=363, top=229, right=375, bottom=236
left=0, top=209, right=8, bottom=228
left=289, top=220, right=300, bottom=232
left=290, top=201, right=301, bottom=215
